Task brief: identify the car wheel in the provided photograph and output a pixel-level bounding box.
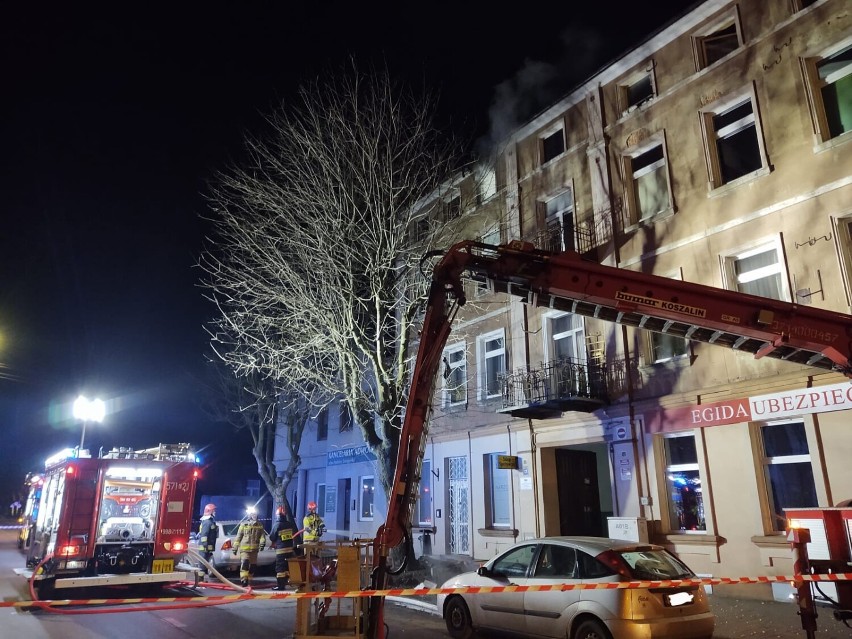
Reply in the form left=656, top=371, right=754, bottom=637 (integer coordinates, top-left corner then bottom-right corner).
left=444, top=596, right=474, bottom=639
left=573, top=618, right=612, bottom=639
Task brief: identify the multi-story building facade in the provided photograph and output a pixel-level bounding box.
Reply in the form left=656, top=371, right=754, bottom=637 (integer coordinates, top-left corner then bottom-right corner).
left=275, top=0, right=850, bottom=602
left=421, top=0, right=852, bottom=602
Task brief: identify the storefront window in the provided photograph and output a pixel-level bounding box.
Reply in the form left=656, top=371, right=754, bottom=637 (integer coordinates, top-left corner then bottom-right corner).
left=760, top=420, right=817, bottom=531
left=663, top=434, right=706, bottom=532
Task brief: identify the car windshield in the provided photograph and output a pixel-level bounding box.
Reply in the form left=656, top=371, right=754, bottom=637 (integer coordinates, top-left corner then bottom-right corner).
left=618, top=549, right=694, bottom=579
left=223, top=523, right=242, bottom=536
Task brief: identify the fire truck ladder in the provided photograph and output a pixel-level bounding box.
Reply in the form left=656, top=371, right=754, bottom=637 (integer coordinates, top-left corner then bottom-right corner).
left=437, top=241, right=852, bottom=378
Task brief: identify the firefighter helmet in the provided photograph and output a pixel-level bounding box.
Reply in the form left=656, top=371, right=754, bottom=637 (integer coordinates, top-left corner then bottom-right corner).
left=246, top=507, right=258, bottom=521
left=203, top=503, right=216, bottom=515
left=276, top=506, right=286, bottom=519
left=307, top=501, right=318, bottom=512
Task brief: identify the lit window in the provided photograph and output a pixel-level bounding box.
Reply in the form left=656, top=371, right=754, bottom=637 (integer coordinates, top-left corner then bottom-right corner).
left=359, top=476, right=375, bottom=521
left=694, top=18, right=741, bottom=70
left=485, top=453, right=511, bottom=528
left=417, top=460, right=432, bottom=525
left=724, top=241, right=789, bottom=301
left=759, top=421, right=818, bottom=531
left=442, top=344, right=467, bottom=406
left=663, top=434, right=706, bottom=532
left=541, top=128, right=565, bottom=164
left=543, top=189, right=575, bottom=252
left=803, top=43, right=852, bottom=143
left=478, top=330, right=506, bottom=399
left=701, top=91, right=768, bottom=188
left=477, top=166, right=497, bottom=203
left=624, top=143, right=670, bottom=223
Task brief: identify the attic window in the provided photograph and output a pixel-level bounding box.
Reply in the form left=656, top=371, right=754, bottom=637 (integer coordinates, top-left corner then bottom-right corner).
left=541, top=128, right=565, bottom=164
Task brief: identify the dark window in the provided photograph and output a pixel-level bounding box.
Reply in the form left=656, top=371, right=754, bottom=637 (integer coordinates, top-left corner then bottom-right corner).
left=761, top=422, right=818, bottom=531
left=339, top=402, right=353, bottom=432
left=699, top=23, right=739, bottom=68
left=713, top=100, right=761, bottom=183
left=542, top=129, right=565, bottom=164
left=491, top=545, right=537, bottom=578
left=316, top=409, right=328, bottom=441
left=818, top=46, right=852, bottom=138
left=534, top=544, right=578, bottom=579
left=626, top=74, right=654, bottom=110
left=577, top=550, right=616, bottom=579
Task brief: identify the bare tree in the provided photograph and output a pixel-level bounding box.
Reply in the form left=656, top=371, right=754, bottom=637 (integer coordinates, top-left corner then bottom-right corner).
left=199, top=361, right=308, bottom=512
left=198, top=62, right=462, bottom=504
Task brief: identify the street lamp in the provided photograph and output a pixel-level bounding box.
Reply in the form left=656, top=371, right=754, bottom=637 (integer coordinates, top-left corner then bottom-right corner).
left=73, top=395, right=105, bottom=451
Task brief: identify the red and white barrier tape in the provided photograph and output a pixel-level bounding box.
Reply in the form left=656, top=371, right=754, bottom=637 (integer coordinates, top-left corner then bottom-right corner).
left=2, top=572, right=851, bottom=609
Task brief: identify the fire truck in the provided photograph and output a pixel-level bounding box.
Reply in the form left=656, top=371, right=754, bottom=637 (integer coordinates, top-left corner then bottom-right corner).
left=17, top=442, right=201, bottom=597
left=365, top=240, right=852, bottom=639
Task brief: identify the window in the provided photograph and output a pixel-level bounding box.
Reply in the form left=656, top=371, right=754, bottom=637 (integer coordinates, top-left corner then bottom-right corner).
left=723, top=240, right=789, bottom=301
left=316, top=408, right=328, bottom=441
left=758, top=420, right=818, bottom=531
left=624, top=142, right=670, bottom=223
left=803, top=42, right=852, bottom=143
left=620, top=69, right=655, bottom=114
left=542, top=189, right=575, bottom=252
left=491, top=544, right=536, bottom=577
left=541, top=127, right=565, bottom=164
left=359, top=476, right=375, bottom=521
left=442, top=343, right=467, bottom=406
left=701, top=91, right=768, bottom=188
left=548, top=312, right=585, bottom=363
left=339, top=401, right=353, bottom=432
left=417, top=460, right=432, bottom=525
left=485, top=453, right=511, bottom=527
left=477, top=330, right=506, bottom=399
left=410, top=218, right=430, bottom=244
left=694, top=17, right=741, bottom=70
left=316, top=484, right=327, bottom=517
left=477, top=166, right=497, bottom=203
left=791, top=0, right=819, bottom=11
left=534, top=544, right=577, bottom=579
left=649, top=272, right=688, bottom=363
left=443, top=196, right=461, bottom=222
left=662, top=434, right=706, bottom=532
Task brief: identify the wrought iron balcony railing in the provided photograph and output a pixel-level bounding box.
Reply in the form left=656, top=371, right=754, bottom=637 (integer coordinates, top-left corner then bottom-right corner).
left=497, top=357, right=609, bottom=418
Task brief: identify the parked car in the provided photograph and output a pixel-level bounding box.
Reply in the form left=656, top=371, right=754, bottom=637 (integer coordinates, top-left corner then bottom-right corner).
left=437, top=536, right=714, bottom=639
left=189, top=520, right=276, bottom=573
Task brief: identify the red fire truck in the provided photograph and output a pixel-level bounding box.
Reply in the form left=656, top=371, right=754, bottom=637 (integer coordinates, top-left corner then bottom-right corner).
left=17, top=442, right=201, bottom=597
left=365, top=240, right=852, bottom=639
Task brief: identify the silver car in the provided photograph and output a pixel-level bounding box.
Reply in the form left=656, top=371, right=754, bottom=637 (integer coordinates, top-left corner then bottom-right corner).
left=437, top=536, right=714, bottom=639
left=189, top=520, right=276, bottom=573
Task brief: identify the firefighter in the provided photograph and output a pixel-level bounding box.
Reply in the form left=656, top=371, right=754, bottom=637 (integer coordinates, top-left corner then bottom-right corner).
left=232, top=508, right=266, bottom=587
left=270, top=504, right=297, bottom=590
left=197, top=503, right=219, bottom=581
left=302, top=501, right=326, bottom=543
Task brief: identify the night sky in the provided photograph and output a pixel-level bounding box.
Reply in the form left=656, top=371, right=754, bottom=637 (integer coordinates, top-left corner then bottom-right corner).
left=0, top=2, right=694, bottom=503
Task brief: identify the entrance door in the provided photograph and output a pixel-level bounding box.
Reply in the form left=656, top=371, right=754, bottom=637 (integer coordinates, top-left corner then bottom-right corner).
left=447, top=456, right=470, bottom=554
left=336, top=478, right=351, bottom=533
left=555, top=449, right=602, bottom=536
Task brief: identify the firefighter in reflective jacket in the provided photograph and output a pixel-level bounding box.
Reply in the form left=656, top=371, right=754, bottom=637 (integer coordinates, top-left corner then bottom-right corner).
left=270, top=505, right=297, bottom=590
left=302, top=501, right=325, bottom=543
left=197, top=503, right=219, bottom=581
left=232, top=508, right=266, bottom=586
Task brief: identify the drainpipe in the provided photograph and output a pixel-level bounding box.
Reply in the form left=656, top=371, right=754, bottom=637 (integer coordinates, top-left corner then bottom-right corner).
left=528, top=420, right=541, bottom=537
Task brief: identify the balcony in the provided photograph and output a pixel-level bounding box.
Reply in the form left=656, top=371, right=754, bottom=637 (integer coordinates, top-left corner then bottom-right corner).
left=497, top=357, right=609, bottom=419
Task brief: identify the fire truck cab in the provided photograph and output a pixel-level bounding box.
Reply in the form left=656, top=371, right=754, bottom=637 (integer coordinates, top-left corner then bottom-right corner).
left=17, top=443, right=200, bottom=596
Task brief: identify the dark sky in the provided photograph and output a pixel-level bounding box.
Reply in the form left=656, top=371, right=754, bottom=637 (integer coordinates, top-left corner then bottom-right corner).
left=0, top=2, right=693, bottom=501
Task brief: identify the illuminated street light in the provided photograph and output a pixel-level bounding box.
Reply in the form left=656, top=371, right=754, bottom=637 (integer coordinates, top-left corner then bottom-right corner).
left=73, top=395, right=105, bottom=451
